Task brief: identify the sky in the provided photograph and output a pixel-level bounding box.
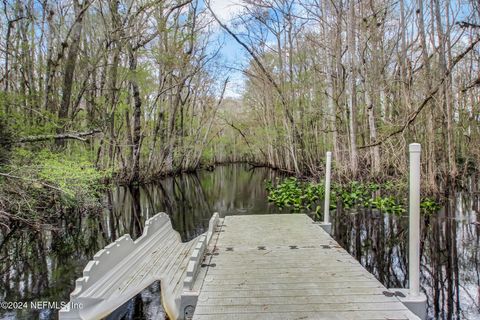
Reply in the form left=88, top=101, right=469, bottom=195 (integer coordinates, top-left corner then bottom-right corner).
left=208, top=0, right=247, bottom=98
left=209, top=0, right=243, bottom=21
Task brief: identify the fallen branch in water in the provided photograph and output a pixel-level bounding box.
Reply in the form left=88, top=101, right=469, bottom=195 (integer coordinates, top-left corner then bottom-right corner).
left=17, top=129, right=101, bottom=144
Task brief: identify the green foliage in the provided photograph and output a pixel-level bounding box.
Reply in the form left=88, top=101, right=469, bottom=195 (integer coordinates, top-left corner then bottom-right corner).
left=370, top=196, right=406, bottom=214
left=0, top=115, right=13, bottom=165
left=420, top=197, right=442, bottom=215
left=3, top=106, right=59, bottom=137
left=334, top=181, right=371, bottom=208
left=266, top=177, right=336, bottom=214
left=267, top=178, right=441, bottom=216
left=6, top=148, right=111, bottom=207
left=267, top=178, right=304, bottom=211
left=37, top=153, right=111, bottom=202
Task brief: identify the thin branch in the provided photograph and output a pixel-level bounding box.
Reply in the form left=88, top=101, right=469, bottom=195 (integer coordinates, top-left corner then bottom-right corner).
left=461, top=76, right=480, bottom=93
left=218, top=114, right=252, bottom=148
left=456, top=21, right=480, bottom=29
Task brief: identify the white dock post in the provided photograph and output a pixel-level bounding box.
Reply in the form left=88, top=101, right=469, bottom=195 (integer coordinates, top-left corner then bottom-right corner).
left=391, top=143, right=426, bottom=320
left=320, top=151, right=332, bottom=234
left=409, top=143, right=421, bottom=297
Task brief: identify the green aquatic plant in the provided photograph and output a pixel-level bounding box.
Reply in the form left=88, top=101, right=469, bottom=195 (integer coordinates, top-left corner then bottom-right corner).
left=334, top=181, right=385, bottom=208
left=267, top=177, right=303, bottom=211
left=266, top=178, right=336, bottom=213
left=370, top=196, right=406, bottom=215
left=335, top=181, right=372, bottom=208
left=266, top=178, right=439, bottom=216
left=420, top=198, right=442, bottom=215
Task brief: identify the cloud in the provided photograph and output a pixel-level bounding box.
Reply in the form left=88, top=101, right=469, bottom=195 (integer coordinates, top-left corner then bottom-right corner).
left=208, top=0, right=243, bottom=22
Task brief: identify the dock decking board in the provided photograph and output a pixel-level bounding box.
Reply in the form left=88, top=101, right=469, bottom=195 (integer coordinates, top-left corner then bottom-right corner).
left=194, top=214, right=419, bottom=320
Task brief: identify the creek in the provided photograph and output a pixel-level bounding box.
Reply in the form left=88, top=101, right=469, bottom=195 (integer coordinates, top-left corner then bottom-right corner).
left=0, top=164, right=478, bottom=319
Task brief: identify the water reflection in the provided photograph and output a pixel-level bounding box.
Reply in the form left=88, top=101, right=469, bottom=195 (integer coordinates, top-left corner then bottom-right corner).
left=106, top=164, right=283, bottom=243
left=0, top=164, right=283, bottom=320
left=0, top=164, right=478, bottom=320
left=332, top=194, right=480, bottom=320
left=105, top=281, right=165, bottom=320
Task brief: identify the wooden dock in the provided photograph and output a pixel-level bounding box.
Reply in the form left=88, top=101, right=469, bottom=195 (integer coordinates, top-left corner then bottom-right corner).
left=60, top=213, right=421, bottom=320
left=194, top=214, right=420, bottom=320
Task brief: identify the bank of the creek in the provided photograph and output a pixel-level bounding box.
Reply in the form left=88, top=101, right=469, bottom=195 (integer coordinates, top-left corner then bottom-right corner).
left=0, top=164, right=479, bottom=320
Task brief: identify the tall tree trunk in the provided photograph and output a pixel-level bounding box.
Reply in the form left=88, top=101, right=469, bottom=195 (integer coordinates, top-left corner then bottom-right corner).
left=347, top=0, right=358, bottom=175
left=325, top=0, right=339, bottom=161
left=128, top=48, right=142, bottom=184
left=366, top=87, right=380, bottom=174
left=417, top=0, right=437, bottom=192
left=434, top=0, right=457, bottom=186
left=106, top=0, right=121, bottom=169
left=57, top=0, right=86, bottom=146
left=43, top=5, right=55, bottom=112
left=333, top=0, right=344, bottom=165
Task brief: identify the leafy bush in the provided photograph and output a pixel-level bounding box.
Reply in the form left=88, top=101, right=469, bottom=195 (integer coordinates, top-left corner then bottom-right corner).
left=1, top=148, right=111, bottom=225
left=36, top=152, right=110, bottom=202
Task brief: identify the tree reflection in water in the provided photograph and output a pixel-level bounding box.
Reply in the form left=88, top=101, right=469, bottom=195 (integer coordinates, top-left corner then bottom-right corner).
left=333, top=193, right=480, bottom=320
left=0, top=164, right=478, bottom=319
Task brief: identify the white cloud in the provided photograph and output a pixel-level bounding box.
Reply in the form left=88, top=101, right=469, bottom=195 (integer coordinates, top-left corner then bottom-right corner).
left=209, top=0, right=243, bottom=23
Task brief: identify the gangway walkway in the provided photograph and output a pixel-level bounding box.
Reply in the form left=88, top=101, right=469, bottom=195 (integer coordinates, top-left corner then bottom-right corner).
left=59, top=212, right=219, bottom=320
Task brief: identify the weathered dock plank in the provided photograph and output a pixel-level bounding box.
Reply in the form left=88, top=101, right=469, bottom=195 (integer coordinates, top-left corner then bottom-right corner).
left=193, top=311, right=416, bottom=320
left=194, top=214, right=419, bottom=320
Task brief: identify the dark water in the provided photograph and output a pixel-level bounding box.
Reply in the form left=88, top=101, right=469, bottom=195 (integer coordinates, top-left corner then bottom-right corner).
left=333, top=197, right=480, bottom=320
left=0, top=164, right=479, bottom=319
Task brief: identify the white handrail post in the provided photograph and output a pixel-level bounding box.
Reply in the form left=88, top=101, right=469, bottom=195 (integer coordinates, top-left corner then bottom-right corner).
left=324, top=151, right=332, bottom=225
left=320, top=151, right=332, bottom=234
left=409, top=143, right=421, bottom=297
left=390, top=143, right=426, bottom=320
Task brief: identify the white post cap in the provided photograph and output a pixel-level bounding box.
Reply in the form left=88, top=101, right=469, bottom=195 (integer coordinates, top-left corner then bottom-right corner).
left=409, top=143, right=421, bottom=153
